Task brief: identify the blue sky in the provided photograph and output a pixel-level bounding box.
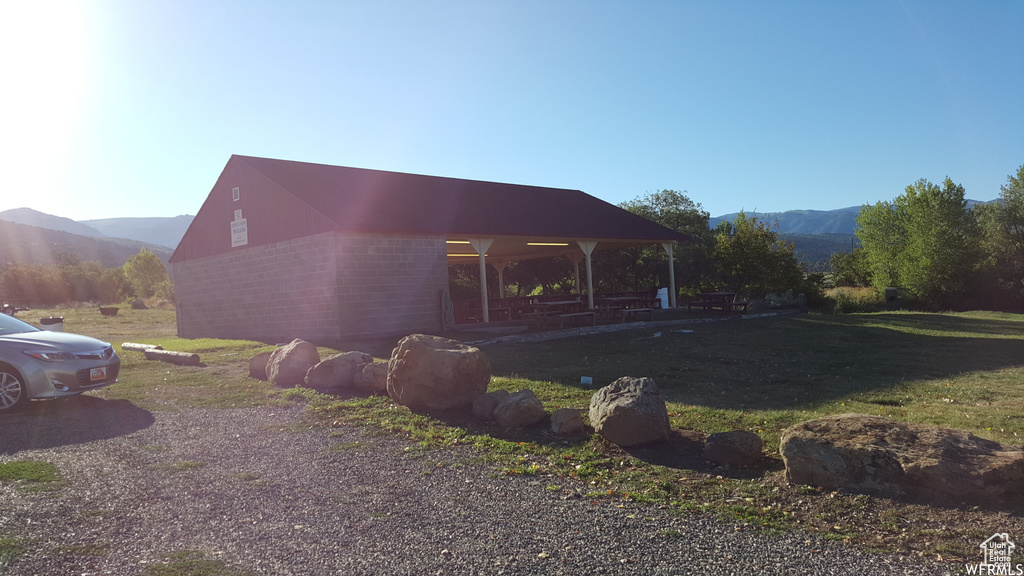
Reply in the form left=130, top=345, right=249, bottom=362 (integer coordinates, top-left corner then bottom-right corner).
left=1, top=1, right=1021, bottom=221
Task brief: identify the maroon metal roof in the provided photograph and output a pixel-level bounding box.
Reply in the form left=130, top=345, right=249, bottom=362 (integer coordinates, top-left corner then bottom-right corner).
left=171, top=155, right=688, bottom=263
left=236, top=155, right=684, bottom=239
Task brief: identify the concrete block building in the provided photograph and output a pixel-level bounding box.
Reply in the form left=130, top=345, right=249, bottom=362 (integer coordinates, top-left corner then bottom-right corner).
left=169, top=155, right=684, bottom=342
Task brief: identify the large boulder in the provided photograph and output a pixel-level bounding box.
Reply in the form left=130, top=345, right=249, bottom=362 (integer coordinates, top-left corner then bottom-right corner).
left=551, top=408, right=585, bottom=437
left=353, top=361, right=389, bottom=395
left=248, top=351, right=272, bottom=381
left=387, top=334, right=491, bottom=411
left=472, top=389, right=510, bottom=421
left=304, top=351, right=373, bottom=392
left=780, top=413, right=1024, bottom=504
left=589, top=377, right=670, bottom=447
left=493, top=389, right=547, bottom=429
left=266, top=339, right=320, bottom=387
left=704, top=430, right=763, bottom=467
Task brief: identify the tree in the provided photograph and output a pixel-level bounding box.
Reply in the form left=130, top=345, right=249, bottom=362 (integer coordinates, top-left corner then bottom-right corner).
left=854, top=199, right=906, bottom=289
left=999, top=164, right=1024, bottom=249
left=976, top=163, right=1024, bottom=308
left=600, top=190, right=716, bottom=295
left=829, top=247, right=872, bottom=287
left=98, top=267, right=132, bottom=304
left=504, top=257, right=576, bottom=296
left=0, top=263, right=68, bottom=306
left=123, top=248, right=169, bottom=299
left=712, top=212, right=803, bottom=298
left=60, top=260, right=105, bottom=303
left=856, top=178, right=983, bottom=309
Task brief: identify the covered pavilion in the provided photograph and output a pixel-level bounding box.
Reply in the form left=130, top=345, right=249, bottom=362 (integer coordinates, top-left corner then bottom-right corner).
left=170, top=155, right=688, bottom=341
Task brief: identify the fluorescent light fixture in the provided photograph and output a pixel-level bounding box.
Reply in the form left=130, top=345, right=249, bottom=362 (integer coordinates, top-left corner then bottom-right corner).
left=527, top=242, right=570, bottom=246
left=446, top=240, right=470, bottom=244
left=447, top=253, right=487, bottom=257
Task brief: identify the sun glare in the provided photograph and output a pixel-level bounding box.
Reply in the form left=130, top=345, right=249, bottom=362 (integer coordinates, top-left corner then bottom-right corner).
left=0, top=1, right=91, bottom=198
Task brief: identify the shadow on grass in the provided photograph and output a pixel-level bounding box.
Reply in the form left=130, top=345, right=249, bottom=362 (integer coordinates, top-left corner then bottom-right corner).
left=2, top=396, right=154, bottom=455
left=617, top=428, right=707, bottom=470
left=482, top=313, right=1024, bottom=411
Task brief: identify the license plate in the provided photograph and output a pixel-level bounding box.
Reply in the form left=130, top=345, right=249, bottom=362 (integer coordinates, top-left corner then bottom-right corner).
left=90, top=367, right=107, bottom=382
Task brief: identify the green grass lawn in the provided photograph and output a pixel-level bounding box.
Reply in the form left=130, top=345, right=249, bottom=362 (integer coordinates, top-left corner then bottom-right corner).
left=16, top=304, right=1024, bottom=562
left=484, top=310, right=1024, bottom=450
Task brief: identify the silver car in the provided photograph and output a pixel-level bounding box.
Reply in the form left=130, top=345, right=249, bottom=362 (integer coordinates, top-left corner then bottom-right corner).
left=0, top=314, right=120, bottom=412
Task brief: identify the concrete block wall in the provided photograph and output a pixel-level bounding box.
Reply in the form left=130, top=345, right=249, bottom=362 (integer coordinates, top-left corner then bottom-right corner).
left=170, top=231, right=448, bottom=342
left=332, top=233, right=449, bottom=338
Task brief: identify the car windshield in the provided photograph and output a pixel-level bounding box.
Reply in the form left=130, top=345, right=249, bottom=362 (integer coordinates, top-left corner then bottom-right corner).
left=0, top=313, right=41, bottom=336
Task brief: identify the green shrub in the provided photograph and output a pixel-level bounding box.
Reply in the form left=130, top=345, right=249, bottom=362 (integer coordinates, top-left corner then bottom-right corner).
left=828, top=287, right=885, bottom=313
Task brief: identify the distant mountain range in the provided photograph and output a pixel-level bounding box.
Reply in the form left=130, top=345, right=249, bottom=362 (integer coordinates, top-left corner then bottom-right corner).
left=0, top=208, right=191, bottom=268
left=0, top=219, right=174, bottom=268
left=708, top=206, right=863, bottom=235
left=0, top=208, right=193, bottom=249
left=708, top=200, right=996, bottom=235
left=81, top=215, right=194, bottom=250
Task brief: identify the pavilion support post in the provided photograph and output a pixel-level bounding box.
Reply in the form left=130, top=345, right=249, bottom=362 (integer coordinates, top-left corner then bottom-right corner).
left=577, top=241, right=598, bottom=309
left=493, top=261, right=509, bottom=300
left=662, top=242, right=677, bottom=308
left=572, top=256, right=582, bottom=295
left=469, top=238, right=494, bottom=323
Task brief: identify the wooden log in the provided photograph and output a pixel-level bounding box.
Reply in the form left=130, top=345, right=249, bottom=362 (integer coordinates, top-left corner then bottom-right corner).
left=122, top=342, right=164, bottom=352
left=144, top=349, right=201, bottom=366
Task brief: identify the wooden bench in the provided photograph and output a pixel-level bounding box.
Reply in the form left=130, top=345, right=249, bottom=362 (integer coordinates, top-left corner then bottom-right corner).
left=687, top=300, right=738, bottom=312
left=618, top=307, right=654, bottom=322
left=487, top=307, right=512, bottom=321
left=594, top=306, right=620, bottom=323
left=557, top=311, right=596, bottom=328
left=728, top=300, right=749, bottom=312
left=686, top=292, right=748, bottom=313
left=687, top=300, right=749, bottom=312
left=686, top=300, right=713, bottom=312
left=519, top=311, right=548, bottom=326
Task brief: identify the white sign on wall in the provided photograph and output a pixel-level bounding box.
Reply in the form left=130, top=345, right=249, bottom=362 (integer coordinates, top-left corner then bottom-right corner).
left=231, top=215, right=248, bottom=247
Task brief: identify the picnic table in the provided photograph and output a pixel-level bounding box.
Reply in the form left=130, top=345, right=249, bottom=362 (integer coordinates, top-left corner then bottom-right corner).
left=524, top=299, right=595, bottom=328
left=686, top=292, right=749, bottom=313
left=453, top=301, right=512, bottom=323
left=597, top=296, right=642, bottom=306
left=596, top=296, right=656, bottom=322
left=1, top=303, right=29, bottom=317
left=482, top=305, right=512, bottom=321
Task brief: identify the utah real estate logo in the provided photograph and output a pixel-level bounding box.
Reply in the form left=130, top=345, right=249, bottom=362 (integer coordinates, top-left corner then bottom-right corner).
left=966, top=533, right=1022, bottom=575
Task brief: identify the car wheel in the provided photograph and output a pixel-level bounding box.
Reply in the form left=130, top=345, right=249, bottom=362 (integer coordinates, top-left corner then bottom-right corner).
left=0, top=369, right=27, bottom=412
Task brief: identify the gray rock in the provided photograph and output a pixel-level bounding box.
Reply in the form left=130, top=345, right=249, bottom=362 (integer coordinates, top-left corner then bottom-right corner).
left=494, top=389, right=547, bottom=429
left=704, top=430, right=763, bottom=467
left=588, top=377, right=670, bottom=446
left=248, top=351, right=272, bottom=381
left=780, top=413, right=1024, bottom=504
left=387, top=334, right=491, bottom=411
left=353, top=361, right=389, bottom=395
left=305, top=351, right=373, bottom=392
left=551, top=408, right=585, bottom=437
left=472, top=389, right=510, bottom=421
left=266, top=339, right=320, bottom=387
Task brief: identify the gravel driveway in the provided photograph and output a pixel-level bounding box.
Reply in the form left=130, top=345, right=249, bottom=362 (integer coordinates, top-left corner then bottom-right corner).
left=1, top=397, right=953, bottom=575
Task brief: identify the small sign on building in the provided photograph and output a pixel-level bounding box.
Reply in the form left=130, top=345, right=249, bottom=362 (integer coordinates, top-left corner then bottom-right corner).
left=231, top=212, right=248, bottom=247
